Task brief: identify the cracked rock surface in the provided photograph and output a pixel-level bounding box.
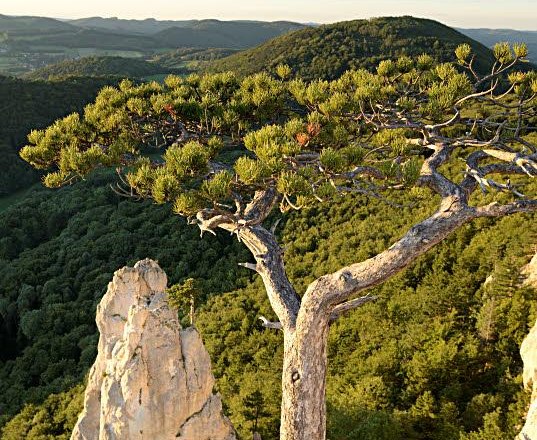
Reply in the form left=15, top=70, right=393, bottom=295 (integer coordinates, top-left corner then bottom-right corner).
left=71, top=259, right=236, bottom=440
left=519, top=252, right=537, bottom=440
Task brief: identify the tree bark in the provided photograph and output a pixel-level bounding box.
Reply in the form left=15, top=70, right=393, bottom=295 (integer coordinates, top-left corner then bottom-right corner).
left=280, top=305, right=331, bottom=440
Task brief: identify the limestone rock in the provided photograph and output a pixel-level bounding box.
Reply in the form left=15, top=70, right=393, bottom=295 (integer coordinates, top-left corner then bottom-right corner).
left=71, top=259, right=236, bottom=440
left=519, top=252, right=537, bottom=440
left=522, top=252, right=537, bottom=289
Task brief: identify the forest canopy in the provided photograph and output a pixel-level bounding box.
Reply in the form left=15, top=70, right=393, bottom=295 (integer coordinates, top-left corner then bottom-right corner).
left=8, top=33, right=537, bottom=440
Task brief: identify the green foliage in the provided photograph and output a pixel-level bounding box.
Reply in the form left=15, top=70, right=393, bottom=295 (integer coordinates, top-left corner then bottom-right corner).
left=152, top=48, right=241, bottom=70
left=195, top=192, right=537, bottom=439
left=1, top=385, right=84, bottom=440
left=1, top=176, right=536, bottom=439
left=455, top=44, right=472, bottom=64
left=5, top=32, right=537, bottom=440
left=21, top=49, right=508, bottom=217
left=493, top=42, right=514, bottom=65
left=167, top=278, right=202, bottom=310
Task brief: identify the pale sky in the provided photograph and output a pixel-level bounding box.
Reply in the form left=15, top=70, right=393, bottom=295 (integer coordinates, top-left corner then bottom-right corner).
left=2, top=0, right=537, bottom=30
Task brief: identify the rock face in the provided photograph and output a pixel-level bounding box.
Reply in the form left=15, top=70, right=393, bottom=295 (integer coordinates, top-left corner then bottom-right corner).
left=71, top=259, right=236, bottom=440
left=519, top=252, right=537, bottom=440
left=523, top=253, right=537, bottom=290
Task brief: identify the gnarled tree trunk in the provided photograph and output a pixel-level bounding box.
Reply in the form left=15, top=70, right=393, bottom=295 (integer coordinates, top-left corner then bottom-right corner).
left=280, top=316, right=330, bottom=440
left=204, top=186, right=537, bottom=440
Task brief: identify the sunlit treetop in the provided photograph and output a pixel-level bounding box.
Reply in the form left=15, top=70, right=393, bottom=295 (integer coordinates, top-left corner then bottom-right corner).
left=21, top=43, right=537, bottom=233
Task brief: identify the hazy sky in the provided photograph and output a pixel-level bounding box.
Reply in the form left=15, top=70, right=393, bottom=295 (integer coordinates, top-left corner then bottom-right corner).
left=3, top=0, right=537, bottom=30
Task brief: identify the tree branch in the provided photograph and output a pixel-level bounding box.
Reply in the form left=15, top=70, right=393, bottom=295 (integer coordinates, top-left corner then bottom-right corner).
left=460, top=150, right=537, bottom=196
left=237, top=225, right=301, bottom=330
left=259, top=316, right=283, bottom=330
left=302, top=203, right=475, bottom=312
left=474, top=199, right=537, bottom=217
left=416, top=143, right=463, bottom=201
left=330, top=294, right=378, bottom=321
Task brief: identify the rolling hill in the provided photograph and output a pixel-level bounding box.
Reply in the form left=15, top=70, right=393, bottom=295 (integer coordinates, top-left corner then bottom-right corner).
left=0, top=16, right=305, bottom=76
left=22, top=56, right=174, bottom=81
left=207, top=16, right=497, bottom=80
left=152, top=20, right=306, bottom=49
left=0, top=14, right=76, bottom=33
left=66, top=16, right=193, bottom=35
left=67, top=17, right=305, bottom=40
left=151, top=47, right=241, bottom=69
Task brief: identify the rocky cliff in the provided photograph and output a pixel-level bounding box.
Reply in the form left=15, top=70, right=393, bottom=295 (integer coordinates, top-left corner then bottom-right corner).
left=71, top=259, right=236, bottom=440
left=519, top=252, right=537, bottom=440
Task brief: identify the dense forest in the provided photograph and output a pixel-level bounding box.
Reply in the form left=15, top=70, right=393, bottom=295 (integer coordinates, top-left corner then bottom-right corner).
left=1, top=14, right=537, bottom=440
left=0, top=174, right=535, bottom=439
left=0, top=75, right=113, bottom=195
left=208, top=17, right=497, bottom=80
left=22, top=56, right=175, bottom=81
left=151, top=47, right=241, bottom=70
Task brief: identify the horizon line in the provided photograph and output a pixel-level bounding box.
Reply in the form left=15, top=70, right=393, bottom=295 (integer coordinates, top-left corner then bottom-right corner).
left=2, top=13, right=537, bottom=32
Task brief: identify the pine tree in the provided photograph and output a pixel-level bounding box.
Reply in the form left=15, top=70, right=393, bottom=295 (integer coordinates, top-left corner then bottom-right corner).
left=167, top=278, right=202, bottom=325
left=20, top=44, right=537, bottom=440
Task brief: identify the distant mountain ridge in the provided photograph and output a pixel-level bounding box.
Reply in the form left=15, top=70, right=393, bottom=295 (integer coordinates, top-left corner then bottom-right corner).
left=459, top=28, right=537, bottom=63
left=66, top=16, right=306, bottom=38
left=0, top=14, right=77, bottom=32
left=153, top=20, right=306, bottom=49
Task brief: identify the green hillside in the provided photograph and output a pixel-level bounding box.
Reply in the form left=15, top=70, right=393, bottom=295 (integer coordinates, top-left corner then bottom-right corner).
left=66, top=16, right=186, bottom=35
left=22, top=56, right=174, bottom=81
left=151, top=47, right=241, bottom=69
left=69, top=17, right=306, bottom=39
left=0, top=15, right=536, bottom=440
left=208, top=16, right=496, bottom=80
left=13, top=29, right=162, bottom=52
left=0, top=14, right=76, bottom=33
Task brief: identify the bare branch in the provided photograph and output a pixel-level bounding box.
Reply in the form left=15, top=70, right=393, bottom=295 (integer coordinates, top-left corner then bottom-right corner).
left=259, top=316, right=283, bottom=330
left=243, top=187, right=280, bottom=225
left=341, top=166, right=387, bottom=181
left=461, top=150, right=537, bottom=196
left=238, top=262, right=259, bottom=272
left=425, top=108, right=461, bottom=131
left=330, top=294, right=378, bottom=321
left=270, top=218, right=282, bottom=234
left=301, top=203, right=476, bottom=314
left=475, top=199, right=537, bottom=217
left=236, top=226, right=301, bottom=330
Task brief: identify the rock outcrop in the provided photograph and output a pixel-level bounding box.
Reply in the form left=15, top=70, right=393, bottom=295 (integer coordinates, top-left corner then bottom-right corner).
left=519, top=252, right=537, bottom=440
left=71, top=259, right=236, bottom=440
left=522, top=253, right=537, bottom=290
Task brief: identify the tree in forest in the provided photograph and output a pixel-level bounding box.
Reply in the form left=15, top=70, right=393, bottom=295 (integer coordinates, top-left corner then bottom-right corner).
left=167, top=277, right=202, bottom=325
left=242, top=390, right=271, bottom=438
left=20, top=43, right=537, bottom=440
